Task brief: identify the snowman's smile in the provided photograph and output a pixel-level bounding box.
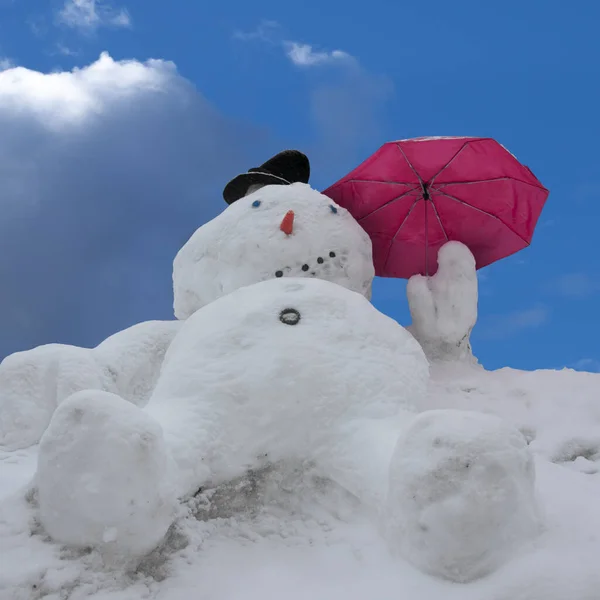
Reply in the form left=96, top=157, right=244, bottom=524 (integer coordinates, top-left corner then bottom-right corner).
left=274, top=250, right=344, bottom=279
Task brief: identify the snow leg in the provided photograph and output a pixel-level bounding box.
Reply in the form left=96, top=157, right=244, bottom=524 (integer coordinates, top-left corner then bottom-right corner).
left=383, top=409, right=541, bottom=582
left=35, top=390, right=177, bottom=560
left=407, top=241, right=478, bottom=364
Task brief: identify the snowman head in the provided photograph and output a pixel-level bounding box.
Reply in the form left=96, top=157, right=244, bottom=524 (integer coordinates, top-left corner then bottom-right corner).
left=173, top=183, right=375, bottom=320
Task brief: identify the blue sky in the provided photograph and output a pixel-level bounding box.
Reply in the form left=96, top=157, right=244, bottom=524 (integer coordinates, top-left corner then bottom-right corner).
left=0, top=0, right=599, bottom=371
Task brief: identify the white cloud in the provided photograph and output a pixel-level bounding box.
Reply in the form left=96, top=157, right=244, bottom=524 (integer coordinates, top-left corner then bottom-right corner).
left=235, top=22, right=393, bottom=173
left=0, top=52, right=267, bottom=358
left=234, top=24, right=353, bottom=67
left=278, top=38, right=392, bottom=171
left=58, top=0, right=131, bottom=32
left=306, top=59, right=392, bottom=175
left=0, top=58, right=13, bottom=71
left=54, top=43, right=79, bottom=57
left=233, top=20, right=280, bottom=43
left=109, top=8, right=130, bottom=27
left=571, top=358, right=600, bottom=372
left=553, top=273, right=599, bottom=298
left=0, top=52, right=169, bottom=130
left=478, top=305, right=549, bottom=339
left=284, top=42, right=353, bottom=67
left=27, top=15, right=48, bottom=38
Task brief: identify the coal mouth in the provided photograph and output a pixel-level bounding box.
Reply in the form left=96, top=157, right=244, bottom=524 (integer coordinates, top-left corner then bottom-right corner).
left=274, top=251, right=341, bottom=279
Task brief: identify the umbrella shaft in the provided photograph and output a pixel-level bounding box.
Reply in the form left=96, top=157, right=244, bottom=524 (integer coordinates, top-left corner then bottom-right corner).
left=424, top=197, right=429, bottom=277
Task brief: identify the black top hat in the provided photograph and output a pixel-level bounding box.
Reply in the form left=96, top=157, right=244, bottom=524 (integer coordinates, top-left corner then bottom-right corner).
left=223, top=150, right=310, bottom=205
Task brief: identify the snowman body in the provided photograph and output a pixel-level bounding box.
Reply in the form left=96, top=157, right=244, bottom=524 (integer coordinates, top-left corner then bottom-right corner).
left=146, top=277, right=427, bottom=499
left=36, top=277, right=429, bottom=558
left=35, top=278, right=540, bottom=582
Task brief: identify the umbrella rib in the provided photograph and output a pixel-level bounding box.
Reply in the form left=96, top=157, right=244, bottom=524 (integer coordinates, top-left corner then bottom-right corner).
left=381, top=197, right=421, bottom=273
left=429, top=198, right=449, bottom=242
left=433, top=190, right=530, bottom=245
left=434, top=177, right=547, bottom=191
left=347, top=179, right=419, bottom=186
left=428, top=140, right=471, bottom=185
left=395, top=144, right=425, bottom=185
left=357, top=187, right=420, bottom=221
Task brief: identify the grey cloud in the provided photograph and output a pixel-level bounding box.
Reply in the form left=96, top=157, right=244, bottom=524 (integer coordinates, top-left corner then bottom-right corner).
left=0, top=57, right=267, bottom=358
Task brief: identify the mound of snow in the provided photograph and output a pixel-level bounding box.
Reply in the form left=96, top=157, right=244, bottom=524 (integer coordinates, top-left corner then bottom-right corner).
left=425, top=362, right=600, bottom=467
left=36, top=390, right=176, bottom=560
left=384, top=409, right=540, bottom=582
left=173, top=183, right=375, bottom=319
left=1, top=363, right=600, bottom=599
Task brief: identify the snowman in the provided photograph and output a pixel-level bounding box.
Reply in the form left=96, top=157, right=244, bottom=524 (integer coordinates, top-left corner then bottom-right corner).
left=0, top=151, right=374, bottom=450
left=2, top=150, right=538, bottom=582
left=33, top=277, right=540, bottom=583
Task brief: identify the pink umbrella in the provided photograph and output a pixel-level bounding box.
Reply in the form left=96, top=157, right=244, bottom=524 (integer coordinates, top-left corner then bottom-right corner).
left=323, top=137, right=549, bottom=278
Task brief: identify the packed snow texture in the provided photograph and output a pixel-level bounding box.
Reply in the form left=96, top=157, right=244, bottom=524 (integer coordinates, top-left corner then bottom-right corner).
left=0, top=180, right=596, bottom=597
left=116, top=278, right=426, bottom=499
left=172, top=183, right=375, bottom=319
left=27, top=276, right=550, bottom=589
left=0, top=320, right=181, bottom=450
left=3, top=362, right=600, bottom=599
left=407, top=241, right=478, bottom=363
left=28, top=277, right=429, bottom=559
left=385, top=409, right=540, bottom=582
left=36, top=390, right=176, bottom=560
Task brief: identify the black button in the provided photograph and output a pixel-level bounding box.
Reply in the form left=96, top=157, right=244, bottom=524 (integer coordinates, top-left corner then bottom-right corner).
left=279, top=308, right=301, bottom=325
left=317, top=257, right=324, bottom=264
left=329, top=251, right=336, bottom=258
left=302, top=264, right=309, bottom=271
left=275, top=271, right=283, bottom=278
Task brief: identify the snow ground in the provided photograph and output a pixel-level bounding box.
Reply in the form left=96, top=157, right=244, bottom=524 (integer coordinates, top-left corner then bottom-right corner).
left=2, top=362, right=600, bottom=600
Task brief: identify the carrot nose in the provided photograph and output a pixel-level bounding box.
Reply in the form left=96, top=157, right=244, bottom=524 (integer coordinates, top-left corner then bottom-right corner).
left=280, top=210, right=295, bottom=236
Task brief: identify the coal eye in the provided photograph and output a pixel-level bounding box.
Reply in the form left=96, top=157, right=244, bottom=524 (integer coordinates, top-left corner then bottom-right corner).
left=329, top=204, right=338, bottom=214
left=252, top=200, right=261, bottom=208
left=279, top=308, right=301, bottom=326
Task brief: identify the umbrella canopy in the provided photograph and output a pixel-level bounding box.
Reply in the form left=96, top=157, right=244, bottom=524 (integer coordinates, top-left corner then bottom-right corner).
left=323, top=137, right=549, bottom=278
